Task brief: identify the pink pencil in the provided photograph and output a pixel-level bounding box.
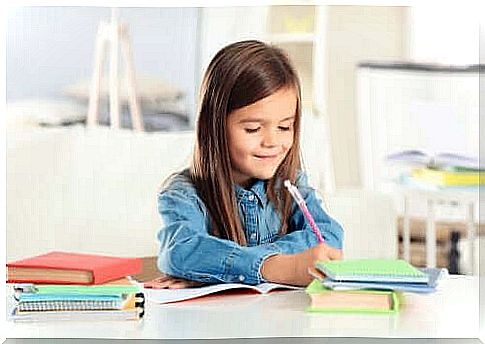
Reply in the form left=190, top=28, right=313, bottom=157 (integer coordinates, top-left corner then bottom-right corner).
left=284, top=180, right=325, bottom=243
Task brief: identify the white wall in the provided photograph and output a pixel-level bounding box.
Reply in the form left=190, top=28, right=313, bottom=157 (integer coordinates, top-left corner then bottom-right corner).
left=409, top=4, right=481, bottom=65
left=325, top=5, right=408, bottom=189
left=197, top=7, right=268, bottom=82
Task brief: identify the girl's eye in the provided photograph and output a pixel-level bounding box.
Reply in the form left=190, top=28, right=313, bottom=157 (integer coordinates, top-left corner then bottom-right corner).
left=244, top=127, right=260, bottom=133
left=278, top=126, right=291, bottom=131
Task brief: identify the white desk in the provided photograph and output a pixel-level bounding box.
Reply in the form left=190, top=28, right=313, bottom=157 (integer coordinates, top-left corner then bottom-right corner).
left=5, top=275, right=479, bottom=339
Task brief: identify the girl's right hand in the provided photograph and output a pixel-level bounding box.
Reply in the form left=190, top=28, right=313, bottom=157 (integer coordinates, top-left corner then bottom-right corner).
left=261, top=243, right=343, bottom=287
left=291, top=243, right=342, bottom=286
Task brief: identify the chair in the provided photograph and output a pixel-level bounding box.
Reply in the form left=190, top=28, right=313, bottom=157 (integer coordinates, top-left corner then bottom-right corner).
left=323, top=188, right=398, bottom=259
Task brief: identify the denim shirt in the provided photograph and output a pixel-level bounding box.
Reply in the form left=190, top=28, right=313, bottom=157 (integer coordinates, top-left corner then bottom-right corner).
left=156, top=169, right=344, bottom=285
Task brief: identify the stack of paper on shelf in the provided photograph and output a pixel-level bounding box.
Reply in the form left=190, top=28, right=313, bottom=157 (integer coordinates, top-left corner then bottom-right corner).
left=306, top=259, right=447, bottom=313
left=6, top=251, right=144, bottom=321
left=386, top=150, right=483, bottom=188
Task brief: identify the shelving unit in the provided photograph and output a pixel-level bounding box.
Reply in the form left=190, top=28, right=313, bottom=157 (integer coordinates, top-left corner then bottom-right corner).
left=264, top=5, right=325, bottom=114
left=268, top=33, right=315, bottom=44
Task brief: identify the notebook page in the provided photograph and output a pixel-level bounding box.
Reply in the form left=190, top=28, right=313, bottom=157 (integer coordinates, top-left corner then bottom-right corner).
left=255, top=283, right=302, bottom=294
left=143, top=283, right=259, bottom=304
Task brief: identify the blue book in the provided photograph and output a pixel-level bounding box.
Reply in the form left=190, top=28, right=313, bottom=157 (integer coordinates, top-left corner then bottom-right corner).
left=18, top=293, right=122, bottom=302
left=315, top=259, right=430, bottom=284
left=16, top=293, right=130, bottom=312
left=321, top=268, right=448, bottom=293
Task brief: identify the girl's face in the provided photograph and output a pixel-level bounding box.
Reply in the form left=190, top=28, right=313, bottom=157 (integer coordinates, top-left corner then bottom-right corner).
left=227, top=87, right=297, bottom=187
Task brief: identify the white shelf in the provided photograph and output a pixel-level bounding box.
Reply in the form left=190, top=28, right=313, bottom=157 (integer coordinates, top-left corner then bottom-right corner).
left=267, top=32, right=315, bottom=44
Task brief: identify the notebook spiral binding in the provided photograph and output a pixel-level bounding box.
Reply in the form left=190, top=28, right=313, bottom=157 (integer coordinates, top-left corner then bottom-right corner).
left=135, top=292, right=145, bottom=319
left=18, top=300, right=120, bottom=312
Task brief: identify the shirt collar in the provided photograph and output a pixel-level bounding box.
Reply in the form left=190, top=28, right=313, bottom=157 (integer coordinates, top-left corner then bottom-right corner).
left=234, top=179, right=267, bottom=206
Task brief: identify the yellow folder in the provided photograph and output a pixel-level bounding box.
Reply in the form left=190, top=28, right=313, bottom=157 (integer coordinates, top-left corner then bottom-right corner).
left=411, top=168, right=484, bottom=186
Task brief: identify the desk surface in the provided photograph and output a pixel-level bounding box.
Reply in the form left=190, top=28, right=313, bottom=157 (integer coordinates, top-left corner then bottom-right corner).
left=6, top=275, right=479, bottom=340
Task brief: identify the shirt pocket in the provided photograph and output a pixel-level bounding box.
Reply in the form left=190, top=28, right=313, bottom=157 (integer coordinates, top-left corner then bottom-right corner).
left=259, top=206, right=281, bottom=244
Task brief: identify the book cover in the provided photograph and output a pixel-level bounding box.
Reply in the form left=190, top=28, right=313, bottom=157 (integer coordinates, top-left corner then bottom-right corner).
left=315, top=259, right=429, bottom=284
left=7, top=251, right=142, bottom=285
left=305, top=279, right=400, bottom=314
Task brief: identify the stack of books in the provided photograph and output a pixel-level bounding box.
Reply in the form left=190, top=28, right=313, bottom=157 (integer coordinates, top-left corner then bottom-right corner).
left=306, top=259, right=447, bottom=314
left=386, top=150, right=484, bottom=189
left=6, top=251, right=144, bottom=321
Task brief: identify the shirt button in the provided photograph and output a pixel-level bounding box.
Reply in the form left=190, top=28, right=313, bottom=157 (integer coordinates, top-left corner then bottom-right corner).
left=250, top=233, right=257, bottom=240
left=238, top=275, right=245, bottom=282
left=248, top=194, right=255, bottom=201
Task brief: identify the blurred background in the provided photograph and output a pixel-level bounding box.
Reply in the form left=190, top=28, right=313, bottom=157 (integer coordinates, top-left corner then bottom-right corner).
left=5, top=4, right=483, bottom=276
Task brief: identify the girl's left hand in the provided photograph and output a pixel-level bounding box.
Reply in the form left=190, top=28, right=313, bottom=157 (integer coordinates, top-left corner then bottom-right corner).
left=143, top=274, right=205, bottom=289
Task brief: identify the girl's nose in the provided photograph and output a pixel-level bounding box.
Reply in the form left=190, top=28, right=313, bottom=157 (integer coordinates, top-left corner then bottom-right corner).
left=261, top=130, right=278, bottom=147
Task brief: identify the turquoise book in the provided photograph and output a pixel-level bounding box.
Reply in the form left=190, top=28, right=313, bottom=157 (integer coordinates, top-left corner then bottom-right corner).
left=315, top=259, right=429, bottom=284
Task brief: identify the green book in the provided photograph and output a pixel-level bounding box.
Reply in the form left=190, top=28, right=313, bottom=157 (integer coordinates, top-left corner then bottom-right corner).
left=14, top=282, right=139, bottom=296
left=305, top=279, right=400, bottom=314
left=315, top=259, right=428, bottom=284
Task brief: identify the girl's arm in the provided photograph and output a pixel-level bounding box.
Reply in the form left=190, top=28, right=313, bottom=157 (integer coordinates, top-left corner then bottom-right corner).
left=259, top=174, right=344, bottom=286
left=260, top=243, right=342, bottom=286
left=157, top=188, right=281, bottom=285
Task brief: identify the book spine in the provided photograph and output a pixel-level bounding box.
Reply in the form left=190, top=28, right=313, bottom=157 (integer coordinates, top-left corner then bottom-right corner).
left=7, top=278, right=93, bottom=285
left=135, top=292, right=145, bottom=319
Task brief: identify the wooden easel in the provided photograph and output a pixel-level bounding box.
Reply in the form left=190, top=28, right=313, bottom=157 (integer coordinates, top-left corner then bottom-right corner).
left=87, top=9, right=144, bottom=132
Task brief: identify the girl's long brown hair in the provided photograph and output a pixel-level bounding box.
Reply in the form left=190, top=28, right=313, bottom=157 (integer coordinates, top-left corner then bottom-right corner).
left=190, top=40, right=302, bottom=245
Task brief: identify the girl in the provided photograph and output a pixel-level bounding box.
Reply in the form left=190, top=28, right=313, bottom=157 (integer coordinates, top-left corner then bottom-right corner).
left=148, top=40, right=343, bottom=289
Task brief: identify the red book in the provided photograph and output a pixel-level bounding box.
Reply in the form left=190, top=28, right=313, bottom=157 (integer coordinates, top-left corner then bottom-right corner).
left=6, top=251, right=142, bottom=285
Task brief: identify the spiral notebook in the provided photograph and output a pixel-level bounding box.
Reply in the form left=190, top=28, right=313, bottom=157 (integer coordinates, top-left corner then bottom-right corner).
left=315, top=259, right=429, bottom=284
left=17, top=294, right=128, bottom=312
left=10, top=292, right=145, bottom=321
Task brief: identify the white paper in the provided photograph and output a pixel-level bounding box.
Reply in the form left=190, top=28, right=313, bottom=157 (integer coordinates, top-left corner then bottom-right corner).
left=143, top=282, right=301, bottom=304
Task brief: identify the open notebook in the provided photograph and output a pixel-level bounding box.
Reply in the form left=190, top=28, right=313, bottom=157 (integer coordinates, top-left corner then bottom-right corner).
left=143, top=283, right=301, bottom=304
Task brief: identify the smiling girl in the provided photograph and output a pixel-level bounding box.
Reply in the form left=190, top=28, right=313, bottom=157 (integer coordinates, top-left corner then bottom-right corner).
left=151, top=40, right=343, bottom=288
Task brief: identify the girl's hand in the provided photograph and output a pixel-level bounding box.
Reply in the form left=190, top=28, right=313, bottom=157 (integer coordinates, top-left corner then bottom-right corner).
left=261, top=243, right=343, bottom=287
left=143, top=274, right=205, bottom=289
left=291, top=243, right=342, bottom=285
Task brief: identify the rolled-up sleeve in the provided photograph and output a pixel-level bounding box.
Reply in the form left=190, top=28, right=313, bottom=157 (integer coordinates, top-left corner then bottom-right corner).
left=157, top=189, right=281, bottom=285
left=271, top=173, right=344, bottom=253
